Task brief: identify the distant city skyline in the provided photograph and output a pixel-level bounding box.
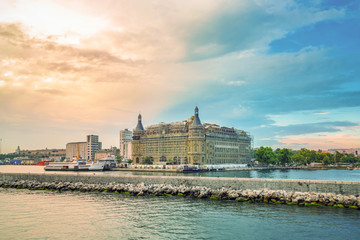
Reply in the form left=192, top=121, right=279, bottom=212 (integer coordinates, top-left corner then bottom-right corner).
left=1, top=1, right=360, bottom=153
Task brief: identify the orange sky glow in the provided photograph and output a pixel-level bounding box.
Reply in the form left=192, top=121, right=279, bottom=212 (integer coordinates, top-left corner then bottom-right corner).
left=1, top=0, right=360, bottom=153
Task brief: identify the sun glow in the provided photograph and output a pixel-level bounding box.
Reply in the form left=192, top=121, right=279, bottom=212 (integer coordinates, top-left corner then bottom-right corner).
left=0, top=0, right=108, bottom=44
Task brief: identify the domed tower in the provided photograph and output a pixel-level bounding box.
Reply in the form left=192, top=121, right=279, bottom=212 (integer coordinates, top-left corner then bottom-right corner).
left=132, top=114, right=145, bottom=164
left=187, top=106, right=205, bottom=165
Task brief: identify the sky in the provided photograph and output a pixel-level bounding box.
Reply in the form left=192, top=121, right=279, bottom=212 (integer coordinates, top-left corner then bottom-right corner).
left=0, top=0, right=360, bottom=153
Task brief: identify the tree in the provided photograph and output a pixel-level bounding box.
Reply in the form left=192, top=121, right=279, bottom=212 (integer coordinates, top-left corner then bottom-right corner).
left=334, top=151, right=344, bottom=163
left=291, top=152, right=305, bottom=165
left=322, top=155, right=330, bottom=165
left=143, top=157, right=153, bottom=165
left=278, top=148, right=292, bottom=166
left=309, top=150, right=318, bottom=163
left=255, top=147, right=276, bottom=166
left=116, top=156, right=122, bottom=164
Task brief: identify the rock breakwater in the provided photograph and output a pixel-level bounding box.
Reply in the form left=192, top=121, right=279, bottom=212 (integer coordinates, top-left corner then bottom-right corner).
left=1, top=179, right=359, bottom=209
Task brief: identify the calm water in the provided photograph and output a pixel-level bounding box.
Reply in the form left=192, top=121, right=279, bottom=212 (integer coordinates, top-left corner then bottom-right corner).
left=0, top=188, right=359, bottom=240
left=1, top=165, right=360, bottom=182
left=1, top=166, right=360, bottom=239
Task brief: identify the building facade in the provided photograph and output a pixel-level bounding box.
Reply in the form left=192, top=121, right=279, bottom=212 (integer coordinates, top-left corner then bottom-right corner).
left=120, top=129, right=133, bottom=160
left=16, top=147, right=66, bottom=157
left=66, top=135, right=102, bottom=161
left=132, top=107, right=252, bottom=166
left=87, top=135, right=101, bottom=161
left=326, top=148, right=360, bottom=157
left=66, top=142, right=87, bottom=160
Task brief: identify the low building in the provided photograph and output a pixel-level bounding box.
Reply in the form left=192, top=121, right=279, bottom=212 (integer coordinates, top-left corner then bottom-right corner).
left=326, top=148, right=360, bottom=157
left=95, top=150, right=113, bottom=160
left=66, top=142, right=87, bottom=160
left=16, top=147, right=66, bottom=157
left=132, top=107, right=252, bottom=166
left=310, top=162, right=323, bottom=167
left=66, top=135, right=102, bottom=161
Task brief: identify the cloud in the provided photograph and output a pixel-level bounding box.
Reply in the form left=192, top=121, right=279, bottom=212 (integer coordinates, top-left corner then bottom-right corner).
left=35, top=88, right=65, bottom=95
left=227, top=80, right=246, bottom=86
left=266, top=121, right=359, bottom=137
left=310, top=112, right=330, bottom=115
left=183, top=1, right=345, bottom=61
left=279, top=133, right=360, bottom=150
left=0, top=1, right=359, bottom=152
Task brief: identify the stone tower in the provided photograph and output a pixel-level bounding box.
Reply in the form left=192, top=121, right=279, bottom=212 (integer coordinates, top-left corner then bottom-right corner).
left=187, top=106, right=205, bottom=165
left=132, top=114, right=145, bottom=164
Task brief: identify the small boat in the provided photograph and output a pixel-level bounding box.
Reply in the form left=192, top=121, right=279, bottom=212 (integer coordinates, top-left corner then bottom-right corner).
left=44, top=159, right=90, bottom=171
left=89, top=161, right=106, bottom=171
left=347, top=168, right=354, bottom=171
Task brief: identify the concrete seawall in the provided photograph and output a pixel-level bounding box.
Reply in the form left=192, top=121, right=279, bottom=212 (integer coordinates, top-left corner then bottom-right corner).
left=1, top=173, right=359, bottom=196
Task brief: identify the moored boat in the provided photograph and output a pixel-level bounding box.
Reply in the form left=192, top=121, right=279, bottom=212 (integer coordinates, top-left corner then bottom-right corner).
left=98, top=156, right=117, bottom=171
left=44, top=159, right=90, bottom=171
left=89, top=161, right=106, bottom=171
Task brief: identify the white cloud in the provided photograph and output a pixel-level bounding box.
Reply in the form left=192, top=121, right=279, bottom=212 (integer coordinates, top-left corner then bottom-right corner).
left=227, top=80, right=246, bottom=86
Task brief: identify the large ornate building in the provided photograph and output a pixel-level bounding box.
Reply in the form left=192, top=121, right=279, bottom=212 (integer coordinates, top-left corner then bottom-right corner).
left=132, top=107, right=252, bottom=166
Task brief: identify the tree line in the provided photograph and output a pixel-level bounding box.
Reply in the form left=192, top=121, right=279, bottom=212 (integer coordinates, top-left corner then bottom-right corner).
left=255, top=147, right=360, bottom=166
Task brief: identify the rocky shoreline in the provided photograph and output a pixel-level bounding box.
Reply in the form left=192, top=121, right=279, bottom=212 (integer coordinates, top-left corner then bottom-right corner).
left=1, top=179, right=359, bottom=209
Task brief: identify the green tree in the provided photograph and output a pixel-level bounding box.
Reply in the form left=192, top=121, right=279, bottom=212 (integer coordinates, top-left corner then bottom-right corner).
left=322, top=155, right=330, bottom=165
left=278, top=148, right=292, bottom=166
left=291, top=152, right=305, bottom=165
left=334, top=151, right=344, bottom=163
left=143, top=157, right=153, bottom=165
left=116, top=155, right=122, bottom=164
left=308, top=150, right=318, bottom=163
left=255, top=147, right=276, bottom=166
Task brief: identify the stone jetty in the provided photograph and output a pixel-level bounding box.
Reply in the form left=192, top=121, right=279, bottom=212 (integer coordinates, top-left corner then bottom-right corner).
left=1, top=173, right=359, bottom=209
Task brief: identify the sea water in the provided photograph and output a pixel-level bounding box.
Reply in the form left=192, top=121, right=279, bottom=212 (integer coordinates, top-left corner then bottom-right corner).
left=1, top=165, right=360, bottom=182
left=0, top=188, right=359, bottom=240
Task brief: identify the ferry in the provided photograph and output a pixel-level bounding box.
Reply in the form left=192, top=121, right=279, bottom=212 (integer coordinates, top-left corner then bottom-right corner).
left=98, top=156, right=117, bottom=171
left=44, top=159, right=90, bottom=171
left=89, top=161, right=106, bottom=171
